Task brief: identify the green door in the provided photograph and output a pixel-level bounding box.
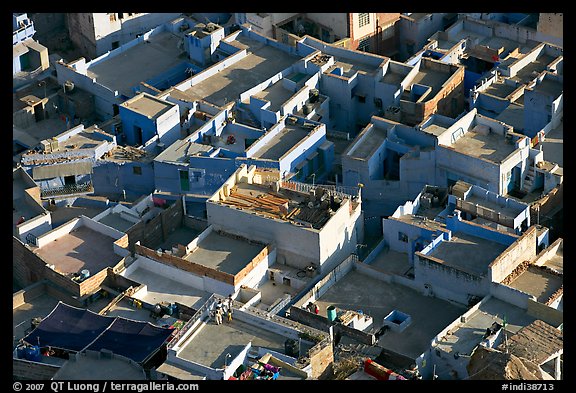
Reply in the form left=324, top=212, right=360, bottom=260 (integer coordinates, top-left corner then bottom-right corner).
left=179, top=170, right=190, bottom=191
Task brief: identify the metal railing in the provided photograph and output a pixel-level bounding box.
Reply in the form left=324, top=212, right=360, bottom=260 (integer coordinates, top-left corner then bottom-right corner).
left=280, top=180, right=360, bottom=199
left=41, top=182, right=93, bottom=199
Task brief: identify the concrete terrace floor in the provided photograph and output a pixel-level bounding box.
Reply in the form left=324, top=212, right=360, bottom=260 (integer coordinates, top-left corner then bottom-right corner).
left=13, top=292, right=61, bottom=347
left=35, top=226, right=122, bottom=275
left=508, top=266, right=563, bottom=303
left=183, top=231, right=264, bottom=275
left=347, top=125, right=387, bottom=160
left=251, top=125, right=309, bottom=160
left=156, top=226, right=201, bottom=251
left=87, top=30, right=184, bottom=97
left=251, top=81, right=295, bottom=112
left=183, top=35, right=300, bottom=107
left=314, top=269, right=466, bottom=359
left=126, top=266, right=210, bottom=309
left=446, top=128, right=518, bottom=164
left=427, top=233, right=508, bottom=277
left=177, top=318, right=288, bottom=369
left=98, top=212, right=136, bottom=233
left=53, top=355, right=146, bottom=380
left=366, top=249, right=412, bottom=277
left=435, top=297, right=538, bottom=358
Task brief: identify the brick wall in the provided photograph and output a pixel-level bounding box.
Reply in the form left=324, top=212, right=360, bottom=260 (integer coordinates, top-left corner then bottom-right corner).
left=78, top=266, right=110, bottom=297
left=128, top=198, right=185, bottom=251
left=423, top=64, right=465, bottom=120
left=234, top=245, right=271, bottom=285
left=13, top=237, right=79, bottom=295
left=161, top=198, right=184, bottom=241
left=135, top=244, right=235, bottom=285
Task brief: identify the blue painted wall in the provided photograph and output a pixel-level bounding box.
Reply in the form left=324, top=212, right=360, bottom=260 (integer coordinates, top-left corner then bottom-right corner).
left=92, top=160, right=155, bottom=200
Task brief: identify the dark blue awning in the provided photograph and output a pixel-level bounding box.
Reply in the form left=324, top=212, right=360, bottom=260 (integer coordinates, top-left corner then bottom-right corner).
left=23, top=302, right=173, bottom=363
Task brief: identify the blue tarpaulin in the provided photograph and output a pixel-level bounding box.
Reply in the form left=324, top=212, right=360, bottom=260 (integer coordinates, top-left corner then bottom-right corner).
left=23, top=302, right=173, bottom=363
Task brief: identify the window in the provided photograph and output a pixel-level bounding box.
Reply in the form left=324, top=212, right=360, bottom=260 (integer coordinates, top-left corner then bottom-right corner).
left=133, top=166, right=142, bottom=175
left=358, top=37, right=370, bottom=52
left=358, top=13, right=370, bottom=28
left=398, top=232, right=408, bottom=243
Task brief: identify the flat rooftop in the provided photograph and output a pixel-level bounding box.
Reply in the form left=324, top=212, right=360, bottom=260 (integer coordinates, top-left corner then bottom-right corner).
left=183, top=35, right=300, bottom=107
left=446, top=127, right=518, bottom=163
left=49, top=205, right=107, bottom=228
left=34, top=226, right=122, bottom=275
left=314, top=269, right=466, bottom=359
left=408, top=65, right=451, bottom=98
left=13, top=287, right=61, bottom=346
left=508, top=266, right=563, bottom=303
left=328, top=56, right=380, bottom=78
left=54, top=354, right=146, bottom=380
left=98, top=212, right=136, bottom=233
left=177, top=318, right=288, bottom=368
left=420, top=121, right=450, bottom=137
left=251, top=81, right=294, bottom=112
left=155, top=139, right=212, bottom=163
left=156, top=225, right=202, bottom=251
left=427, top=232, right=509, bottom=277
left=434, top=296, right=538, bottom=357
left=495, top=103, right=525, bottom=131
left=13, top=119, right=70, bottom=148
left=218, top=182, right=338, bottom=229
left=127, top=265, right=210, bottom=309
left=533, top=78, right=563, bottom=98
left=483, top=81, right=518, bottom=99
left=449, top=26, right=534, bottom=58
left=394, top=214, right=446, bottom=232
left=121, top=94, right=175, bottom=119
left=251, top=125, right=310, bottom=160
left=366, top=249, right=412, bottom=277
left=511, top=54, right=556, bottom=84
left=258, top=263, right=313, bottom=310
left=381, top=69, right=406, bottom=85
left=183, top=231, right=265, bottom=275
left=87, top=30, right=184, bottom=97
left=347, top=125, right=387, bottom=160
left=464, top=193, right=525, bottom=219
left=13, top=176, right=42, bottom=235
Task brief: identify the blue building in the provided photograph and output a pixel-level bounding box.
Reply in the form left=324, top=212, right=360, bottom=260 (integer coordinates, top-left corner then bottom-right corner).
left=118, top=92, right=181, bottom=147
left=153, top=111, right=334, bottom=203
left=92, top=145, right=157, bottom=202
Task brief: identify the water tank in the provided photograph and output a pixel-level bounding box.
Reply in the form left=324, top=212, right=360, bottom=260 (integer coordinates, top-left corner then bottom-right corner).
left=327, top=305, right=337, bottom=322
left=24, top=346, right=42, bottom=362
left=81, top=269, right=90, bottom=280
